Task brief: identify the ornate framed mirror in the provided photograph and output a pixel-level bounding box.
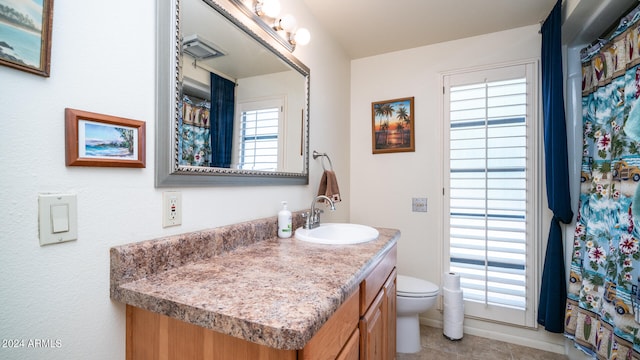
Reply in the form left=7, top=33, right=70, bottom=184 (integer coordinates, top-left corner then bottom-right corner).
left=156, top=0, right=310, bottom=186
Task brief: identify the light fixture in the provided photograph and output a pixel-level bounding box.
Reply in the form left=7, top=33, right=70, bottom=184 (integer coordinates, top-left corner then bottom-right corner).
left=230, top=0, right=310, bottom=52
left=255, top=0, right=280, bottom=18
left=274, top=14, right=297, bottom=32
left=274, top=15, right=311, bottom=47
left=253, top=0, right=311, bottom=49
left=182, top=34, right=225, bottom=59
left=291, top=28, right=310, bottom=46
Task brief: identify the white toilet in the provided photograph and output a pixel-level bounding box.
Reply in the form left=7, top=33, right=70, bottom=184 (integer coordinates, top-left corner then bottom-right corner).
left=396, top=275, right=440, bottom=353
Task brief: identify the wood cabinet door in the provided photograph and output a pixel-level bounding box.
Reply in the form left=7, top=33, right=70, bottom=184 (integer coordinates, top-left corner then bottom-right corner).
left=359, top=291, right=384, bottom=360
left=336, top=328, right=360, bottom=360
left=384, top=269, right=397, bottom=360
left=299, top=291, right=359, bottom=360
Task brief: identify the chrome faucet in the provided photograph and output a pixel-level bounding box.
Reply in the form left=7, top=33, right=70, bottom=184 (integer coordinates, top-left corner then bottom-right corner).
left=302, top=195, right=336, bottom=229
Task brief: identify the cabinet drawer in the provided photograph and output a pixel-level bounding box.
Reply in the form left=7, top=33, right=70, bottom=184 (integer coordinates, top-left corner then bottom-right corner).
left=299, top=289, right=359, bottom=360
left=360, top=244, right=397, bottom=315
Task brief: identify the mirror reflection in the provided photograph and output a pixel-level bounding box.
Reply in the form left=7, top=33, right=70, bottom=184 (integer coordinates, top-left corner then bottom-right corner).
left=180, top=0, right=307, bottom=174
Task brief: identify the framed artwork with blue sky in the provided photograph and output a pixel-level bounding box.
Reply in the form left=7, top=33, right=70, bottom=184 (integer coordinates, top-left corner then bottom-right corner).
left=65, top=108, right=146, bottom=168
left=0, top=0, right=54, bottom=77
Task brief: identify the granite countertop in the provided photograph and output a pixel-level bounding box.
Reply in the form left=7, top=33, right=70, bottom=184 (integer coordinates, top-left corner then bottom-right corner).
left=110, top=215, right=398, bottom=350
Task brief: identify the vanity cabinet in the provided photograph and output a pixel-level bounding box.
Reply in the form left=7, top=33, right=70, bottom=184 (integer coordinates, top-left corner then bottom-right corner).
left=298, top=290, right=360, bottom=359
left=127, top=290, right=359, bottom=360
left=359, top=245, right=397, bottom=360
left=126, top=305, right=296, bottom=359
left=336, top=328, right=360, bottom=360
left=384, top=269, right=397, bottom=359
left=360, top=291, right=385, bottom=359
left=125, top=244, right=397, bottom=360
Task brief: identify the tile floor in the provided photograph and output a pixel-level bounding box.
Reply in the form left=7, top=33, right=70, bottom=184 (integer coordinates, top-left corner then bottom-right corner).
left=396, top=325, right=569, bottom=360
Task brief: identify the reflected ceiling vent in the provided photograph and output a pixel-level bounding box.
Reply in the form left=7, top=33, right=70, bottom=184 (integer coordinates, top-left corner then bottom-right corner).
left=182, top=34, right=225, bottom=60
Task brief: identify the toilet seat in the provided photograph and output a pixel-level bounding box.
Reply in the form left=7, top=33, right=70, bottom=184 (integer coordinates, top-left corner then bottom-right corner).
left=397, top=275, right=439, bottom=298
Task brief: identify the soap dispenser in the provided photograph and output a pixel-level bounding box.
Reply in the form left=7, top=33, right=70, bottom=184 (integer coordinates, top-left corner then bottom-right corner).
left=278, top=201, right=292, bottom=238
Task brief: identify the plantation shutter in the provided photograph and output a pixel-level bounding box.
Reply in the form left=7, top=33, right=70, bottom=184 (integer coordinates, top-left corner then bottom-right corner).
left=443, top=62, right=537, bottom=327
left=237, top=98, right=283, bottom=171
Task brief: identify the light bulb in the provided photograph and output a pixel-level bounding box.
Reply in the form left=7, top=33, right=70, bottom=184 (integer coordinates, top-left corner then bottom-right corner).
left=257, top=0, right=280, bottom=18
left=293, top=28, right=311, bottom=46
left=278, top=14, right=297, bottom=32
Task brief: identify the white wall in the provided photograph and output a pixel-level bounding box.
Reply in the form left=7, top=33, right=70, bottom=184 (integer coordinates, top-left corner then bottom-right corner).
left=0, top=0, right=350, bottom=359
left=349, top=25, right=566, bottom=353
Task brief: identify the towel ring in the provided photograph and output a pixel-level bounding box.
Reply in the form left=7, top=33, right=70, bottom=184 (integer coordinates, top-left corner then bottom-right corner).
left=313, top=150, right=334, bottom=171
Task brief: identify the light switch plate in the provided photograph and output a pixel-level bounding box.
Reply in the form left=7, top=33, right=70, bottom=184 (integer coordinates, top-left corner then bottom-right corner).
left=38, top=193, right=78, bottom=246
left=412, top=197, right=428, bottom=212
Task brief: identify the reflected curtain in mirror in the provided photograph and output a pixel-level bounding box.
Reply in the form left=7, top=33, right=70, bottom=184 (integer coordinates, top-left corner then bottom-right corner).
left=210, top=73, right=236, bottom=168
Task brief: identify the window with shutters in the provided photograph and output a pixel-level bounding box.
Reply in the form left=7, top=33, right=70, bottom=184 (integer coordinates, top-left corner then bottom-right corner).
left=236, top=97, right=284, bottom=171
left=442, top=61, right=539, bottom=327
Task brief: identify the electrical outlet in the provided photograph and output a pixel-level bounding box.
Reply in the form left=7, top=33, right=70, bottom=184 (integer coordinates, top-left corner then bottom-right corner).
left=412, top=197, right=428, bottom=212
left=163, top=191, right=182, bottom=227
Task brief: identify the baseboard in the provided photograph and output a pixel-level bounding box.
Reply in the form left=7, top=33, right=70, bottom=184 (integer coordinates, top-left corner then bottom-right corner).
left=419, top=317, right=566, bottom=355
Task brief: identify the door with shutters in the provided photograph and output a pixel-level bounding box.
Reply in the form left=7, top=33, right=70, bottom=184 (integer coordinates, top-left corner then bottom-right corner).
left=442, top=61, right=540, bottom=327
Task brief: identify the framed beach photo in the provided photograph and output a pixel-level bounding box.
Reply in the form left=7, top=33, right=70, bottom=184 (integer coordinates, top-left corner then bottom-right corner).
left=0, top=0, right=54, bottom=77
left=371, top=97, right=415, bottom=154
left=65, top=108, right=146, bottom=168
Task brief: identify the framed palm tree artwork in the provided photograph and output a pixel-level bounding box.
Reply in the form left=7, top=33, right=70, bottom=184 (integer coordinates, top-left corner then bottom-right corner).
left=371, top=97, right=415, bottom=154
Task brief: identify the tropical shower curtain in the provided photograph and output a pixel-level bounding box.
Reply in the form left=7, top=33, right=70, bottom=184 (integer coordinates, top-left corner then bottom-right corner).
left=564, top=6, right=640, bottom=359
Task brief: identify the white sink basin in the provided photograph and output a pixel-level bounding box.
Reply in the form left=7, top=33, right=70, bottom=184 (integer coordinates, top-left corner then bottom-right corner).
left=294, top=223, right=379, bottom=245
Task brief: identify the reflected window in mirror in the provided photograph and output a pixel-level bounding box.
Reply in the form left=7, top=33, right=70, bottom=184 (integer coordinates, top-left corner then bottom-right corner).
left=237, top=97, right=284, bottom=171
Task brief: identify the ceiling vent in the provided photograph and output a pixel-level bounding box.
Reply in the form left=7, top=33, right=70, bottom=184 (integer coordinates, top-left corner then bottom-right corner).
left=182, top=34, right=225, bottom=60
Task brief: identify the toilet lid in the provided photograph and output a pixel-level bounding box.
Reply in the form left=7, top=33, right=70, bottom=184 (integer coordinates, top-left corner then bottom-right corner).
left=397, top=275, right=439, bottom=297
